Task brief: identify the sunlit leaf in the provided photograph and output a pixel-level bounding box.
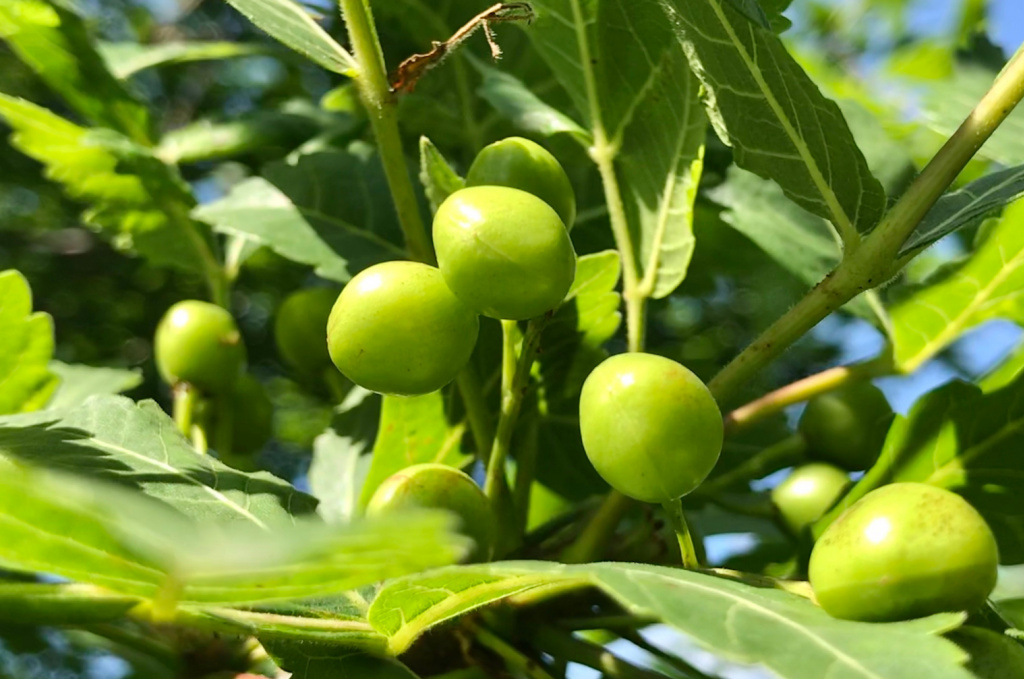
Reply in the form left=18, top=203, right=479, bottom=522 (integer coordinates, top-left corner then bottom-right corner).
left=0, top=271, right=57, bottom=416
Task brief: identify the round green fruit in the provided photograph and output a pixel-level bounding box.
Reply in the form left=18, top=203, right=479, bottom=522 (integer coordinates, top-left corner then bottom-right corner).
left=366, top=463, right=495, bottom=562
left=798, top=382, right=893, bottom=471
left=155, top=300, right=245, bottom=394
left=771, top=463, right=850, bottom=534
left=327, top=261, right=479, bottom=396
left=433, top=186, right=576, bottom=320
left=809, top=482, right=998, bottom=622
left=578, top=353, right=723, bottom=504
left=466, top=137, right=576, bottom=228
left=947, top=627, right=1024, bottom=679
left=274, top=287, right=338, bottom=379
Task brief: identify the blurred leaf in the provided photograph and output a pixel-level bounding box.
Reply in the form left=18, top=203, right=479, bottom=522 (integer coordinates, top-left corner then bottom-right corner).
left=156, top=110, right=323, bottom=164
left=267, top=645, right=419, bottom=679
left=662, top=0, right=885, bottom=238
left=45, top=361, right=142, bottom=409
left=980, top=340, right=1024, bottom=393
left=221, top=0, right=357, bottom=76
left=0, top=95, right=212, bottom=275
left=0, top=395, right=318, bottom=525
left=0, top=0, right=151, bottom=142
left=890, top=199, right=1024, bottom=374
left=900, top=165, right=1024, bottom=257
left=195, top=149, right=407, bottom=281
left=309, top=387, right=379, bottom=523
left=888, top=42, right=955, bottom=81
left=98, top=41, right=267, bottom=78
left=358, top=392, right=471, bottom=509
left=370, top=561, right=972, bottom=677
left=0, top=270, right=58, bottom=415
left=419, top=136, right=464, bottom=214
left=0, top=583, right=138, bottom=626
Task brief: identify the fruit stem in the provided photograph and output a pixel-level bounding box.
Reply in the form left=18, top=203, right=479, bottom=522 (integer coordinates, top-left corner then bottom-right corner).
left=707, top=39, right=1024, bottom=407
left=513, top=417, right=540, bottom=533
left=456, top=364, right=495, bottom=462
left=697, top=433, right=808, bottom=497
left=662, top=499, right=701, bottom=570
left=464, top=620, right=557, bottom=679
left=560, top=489, right=632, bottom=563
left=529, top=625, right=668, bottom=679
left=340, top=0, right=435, bottom=264
left=172, top=383, right=198, bottom=437
left=724, top=355, right=893, bottom=435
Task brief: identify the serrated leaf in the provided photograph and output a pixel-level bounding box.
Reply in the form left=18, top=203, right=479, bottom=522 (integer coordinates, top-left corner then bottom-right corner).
left=45, top=361, right=142, bottom=409
left=0, top=271, right=58, bottom=415
left=0, top=95, right=212, bottom=275
left=419, top=136, right=464, bottom=214
left=358, top=392, right=470, bottom=509
left=194, top=150, right=407, bottom=281
left=900, top=164, right=1024, bottom=257
left=525, top=1, right=705, bottom=294
left=0, top=395, right=317, bottom=526
left=369, top=561, right=973, bottom=677
left=98, top=41, right=266, bottom=79
left=662, top=0, right=885, bottom=240
left=890, top=199, right=1024, bottom=374
left=0, top=0, right=151, bottom=142
left=221, top=0, right=356, bottom=76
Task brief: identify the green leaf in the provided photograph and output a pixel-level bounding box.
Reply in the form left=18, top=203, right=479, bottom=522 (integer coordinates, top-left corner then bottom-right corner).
left=0, top=271, right=58, bottom=415
left=526, top=0, right=706, bottom=294
left=45, top=361, right=142, bottom=409
left=900, top=165, right=1024, bottom=257
left=221, top=0, right=357, bottom=75
left=662, top=0, right=886, bottom=240
left=0, top=0, right=151, bottom=142
left=194, top=149, right=407, bottom=282
left=369, top=561, right=973, bottom=677
left=267, top=645, right=419, bottom=679
left=0, top=95, right=212, bottom=275
left=0, top=395, right=317, bottom=526
left=156, top=110, right=323, bottom=165
left=358, top=392, right=470, bottom=510
left=0, top=583, right=138, bottom=626
left=419, top=136, right=465, bottom=215
left=890, top=199, right=1024, bottom=374
left=309, top=388, right=379, bottom=523
left=98, top=41, right=267, bottom=79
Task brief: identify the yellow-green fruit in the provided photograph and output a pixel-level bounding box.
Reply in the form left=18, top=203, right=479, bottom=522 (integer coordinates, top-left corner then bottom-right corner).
left=799, top=382, right=893, bottom=471
left=154, top=300, right=245, bottom=394
left=433, top=186, right=576, bottom=320
left=274, top=287, right=338, bottom=378
left=771, top=463, right=850, bottom=534
left=947, top=627, right=1024, bottom=679
left=809, top=483, right=998, bottom=622
left=579, top=353, right=723, bottom=504
left=327, top=261, right=479, bottom=396
left=367, top=463, right=495, bottom=562
left=466, top=137, right=577, bottom=228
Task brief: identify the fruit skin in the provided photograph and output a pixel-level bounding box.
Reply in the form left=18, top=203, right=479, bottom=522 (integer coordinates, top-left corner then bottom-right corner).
left=578, top=353, right=723, bottom=504
left=809, top=482, right=998, bottom=622
left=366, top=463, right=495, bottom=562
left=466, top=137, right=577, bottom=228
left=274, top=287, right=338, bottom=379
left=155, top=300, right=245, bottom=394
left=771, top=463, right=850, bottom=534
left=798, top=382, right=893, bottom=471
left=433, top=186, right=576, bottom=320
left=327, top=261, right=479, bottom=396
left=947, top=627, right=1024, bottom=679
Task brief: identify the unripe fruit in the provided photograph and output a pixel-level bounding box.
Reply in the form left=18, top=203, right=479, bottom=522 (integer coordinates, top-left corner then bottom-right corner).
left=274, top=287, right=338, bottom=379
left=809, top=483, right=998, bottom=622
left=367, top=463, right=495, bottom=562
left=771, top=463, right=850, bottom=534
left=155, top=300, right=245, bottom=394
left=798, top=382, right=893, bottom=471
left=327, top=261, right=479, bottom=396
left=433, top=186, right=576, bottom=320
left=466, top=137, right=577, bottom=228
left=579, top=353, right=723, bottom=504
left=947, top=627, right=1024, bottom=679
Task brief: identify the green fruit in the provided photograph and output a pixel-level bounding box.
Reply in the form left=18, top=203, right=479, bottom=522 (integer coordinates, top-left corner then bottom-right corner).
left=366, top=463, right=495, bottom=562
left=809, top=483, right=998, bottom=622
left=433, top=186, right=576, bottom=320
left=327, top=261, right=479, bottom=396
left=798, top=382, right=893, bottom=471
left=154, top=300, right=245, bottom=394
left=274, top=287, right=338, bottom=379
left=466, top=137, right=577, bottom=228
left=947, top=627, right=1024, bottom=679
left=771, top=463, right=850, bottom=534
left=220, top=374, right=273, bottom=460
left=578, top=353, right=723, bottom=504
